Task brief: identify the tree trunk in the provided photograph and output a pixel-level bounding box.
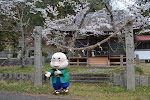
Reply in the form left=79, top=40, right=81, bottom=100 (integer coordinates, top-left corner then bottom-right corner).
left=20, top=22, right=26, bottom=68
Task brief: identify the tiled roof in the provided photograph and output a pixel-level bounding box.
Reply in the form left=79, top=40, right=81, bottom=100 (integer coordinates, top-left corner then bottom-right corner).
left=136, top=35, right=150, bottom=41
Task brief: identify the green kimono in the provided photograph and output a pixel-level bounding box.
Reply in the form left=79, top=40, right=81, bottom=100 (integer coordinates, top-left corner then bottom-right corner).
left=49, top=68, right=69, bottom=83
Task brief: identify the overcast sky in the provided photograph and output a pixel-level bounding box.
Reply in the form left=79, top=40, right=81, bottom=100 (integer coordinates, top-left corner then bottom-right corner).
left=111, top=0, right=136, bottom=10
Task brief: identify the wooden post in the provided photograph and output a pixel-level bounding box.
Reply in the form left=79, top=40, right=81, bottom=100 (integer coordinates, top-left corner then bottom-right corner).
left=120, top=69, right=125, bottom=88
left=77, top=58, right=79, bottom=66
left=120, top=55, right=123, bottom=67
left=125, top=17, right=135, bottom=91
left=107, top=40, right=110, bottom=66
left=136, top=54, right=139, bottom=65
left=67, top=50, right=70, bottom=67
left=86, top=37, right=89, bottom=66
left=34, top=26, right=42, bottom=86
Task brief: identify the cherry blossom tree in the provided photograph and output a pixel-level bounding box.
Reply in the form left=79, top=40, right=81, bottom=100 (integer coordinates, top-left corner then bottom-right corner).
left=0, top=0, right=31, bottom=68
left=30, top=0, right=149, bottom=51
left=107, top=0, right=150, bottom=32
left=17, top=0, right=148, bottom=55
left=130, top=1, right=150, bottom=34
left=110, top=0, right=150, bottom=50
left=28, top=0, right=113, bottom=51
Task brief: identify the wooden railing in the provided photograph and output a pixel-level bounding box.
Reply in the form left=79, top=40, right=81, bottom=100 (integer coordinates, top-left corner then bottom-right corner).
left=70, top=57, right=87, bottom=65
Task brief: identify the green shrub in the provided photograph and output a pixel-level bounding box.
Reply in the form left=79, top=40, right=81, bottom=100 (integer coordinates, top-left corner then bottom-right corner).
left=13, top=52, right=18, bottom=58
left=135, top=66, right=144, bottom=75
left=42, top=51, right=48, bottom=57
left=28, top=52, right=31, bottom=57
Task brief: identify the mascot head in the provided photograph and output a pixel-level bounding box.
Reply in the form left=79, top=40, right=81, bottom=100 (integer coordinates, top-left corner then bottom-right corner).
left=50, top=52, right=68, bottom=69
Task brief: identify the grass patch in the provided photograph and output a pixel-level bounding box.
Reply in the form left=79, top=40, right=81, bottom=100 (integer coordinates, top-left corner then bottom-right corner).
left=0, top=65, right=34, bottom=73
left=0, top=80, right=52, bottom=94
left=135, top=63, right=150, bottom=76
left=0, top=80, right=150, bottom=100
left=135, top=66, right=144, bottom=75
left=110, top=64, right=149, bottom=76
left=0, top=63, right=150, bottom=76
left=0, top=63, right=50, bottom=74
left=0, top=64, right=118, bottom=74
left=0, top=63, right=115, bottom=74
left=67, top=66, right=116, bottom=74
left=42, top=45, right=58, bottom=50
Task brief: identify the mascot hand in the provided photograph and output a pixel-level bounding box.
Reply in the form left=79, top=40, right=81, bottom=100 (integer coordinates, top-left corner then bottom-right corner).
left=54, top=69, right=62, bottom=75
left=45, top=72, right=51, bottom=77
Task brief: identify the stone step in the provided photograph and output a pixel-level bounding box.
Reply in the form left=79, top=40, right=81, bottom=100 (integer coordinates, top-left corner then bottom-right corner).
left=79, top=66, right=116, bottom=69
left=70, top=73, right=110, bottom=77
left=70, top=77, right=110, bottom=80
left=70, top=80, right=110, bottom=84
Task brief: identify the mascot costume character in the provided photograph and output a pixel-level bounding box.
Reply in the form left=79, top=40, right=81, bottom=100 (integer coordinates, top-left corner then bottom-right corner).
left=45, top=52, right=69, bottom=95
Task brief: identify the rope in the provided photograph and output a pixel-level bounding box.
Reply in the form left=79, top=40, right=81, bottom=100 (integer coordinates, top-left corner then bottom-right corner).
left=46, top=19, right=134, bottom=51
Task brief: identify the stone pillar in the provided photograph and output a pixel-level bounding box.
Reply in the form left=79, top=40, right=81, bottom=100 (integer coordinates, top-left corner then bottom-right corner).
left=120, top=69, right=125, bottom=88
left=7, top=48, right=12, bottom=58
left=17, top=50, right=22, bottom=59
left=120, top=55, right=123, bottom=67
left=26, top=50, right=29, bottom=58
left=125, top=17, right=135, bottom=91
left=7, top=54, right=12, bottom=58
left=136, top=54, right=139, bottom=65
left=34, top=26, right=42, bottom=86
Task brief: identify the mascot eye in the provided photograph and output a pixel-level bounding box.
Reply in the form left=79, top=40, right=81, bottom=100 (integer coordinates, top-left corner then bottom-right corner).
left=53, top=58, right=55, bottom=59
left=58, top=58, right=60, bottom=61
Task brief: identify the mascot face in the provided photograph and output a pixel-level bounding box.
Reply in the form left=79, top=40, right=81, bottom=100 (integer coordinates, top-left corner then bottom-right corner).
left=50, top=52, right=68, bottom=69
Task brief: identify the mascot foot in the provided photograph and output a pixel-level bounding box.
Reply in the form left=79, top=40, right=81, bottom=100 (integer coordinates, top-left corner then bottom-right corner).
left=62, top=87, right=69, bottom=94
left=53, top=90, right=60, bottom=95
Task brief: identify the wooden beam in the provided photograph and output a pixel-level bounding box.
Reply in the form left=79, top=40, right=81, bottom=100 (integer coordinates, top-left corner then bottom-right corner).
left=120, top=55, right=123, bottom=67
left=136, top=54, right=139, bottom=65
left=107, top=39, right=110, bottom=66
left=86, top=37, right=89, bottom=66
